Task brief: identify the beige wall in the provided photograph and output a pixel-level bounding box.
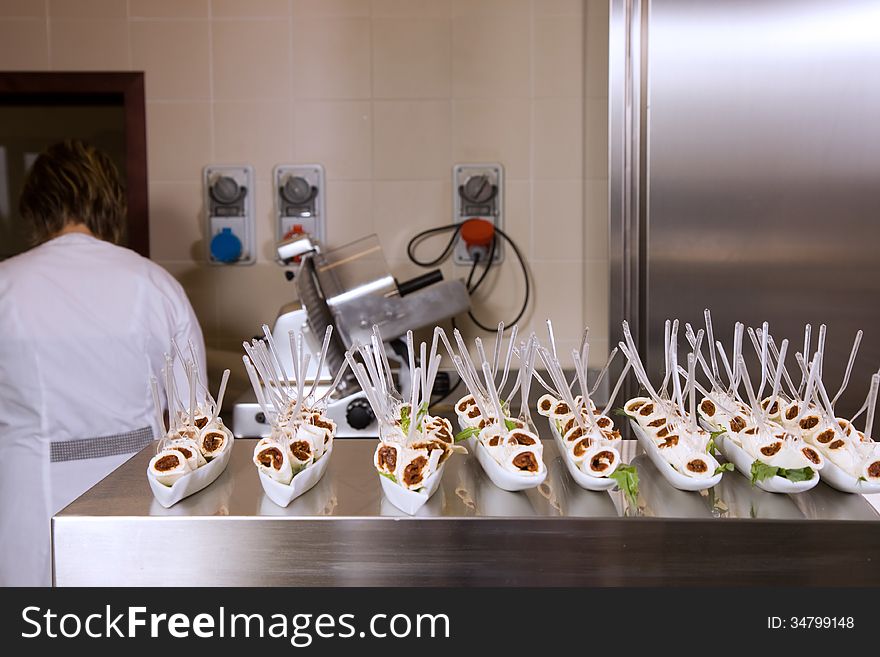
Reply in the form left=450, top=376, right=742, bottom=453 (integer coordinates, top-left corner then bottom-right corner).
left=0, top=0, right=609, bottom=381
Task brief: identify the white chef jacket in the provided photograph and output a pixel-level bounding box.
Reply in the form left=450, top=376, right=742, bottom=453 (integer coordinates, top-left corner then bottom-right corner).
left=0, top=233, right=205, bottom=586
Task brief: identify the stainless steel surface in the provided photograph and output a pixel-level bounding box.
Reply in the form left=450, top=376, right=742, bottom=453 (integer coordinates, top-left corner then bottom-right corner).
left=609, top=0, right=645, bottom=404
left=609, top=0, right=880, bottom=415
left=54, top=414, right=880, bottom=586
left=331, top=279, right=470, bottom=347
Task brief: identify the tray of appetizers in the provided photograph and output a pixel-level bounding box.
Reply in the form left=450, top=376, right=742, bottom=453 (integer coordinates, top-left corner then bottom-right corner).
left=351, top=326, right=465, bottom=515
left=147, top=347, right=234, bottom=508
left=445, top=325, right=548, bottom=492
left=244, top=325, right=347, bottom=507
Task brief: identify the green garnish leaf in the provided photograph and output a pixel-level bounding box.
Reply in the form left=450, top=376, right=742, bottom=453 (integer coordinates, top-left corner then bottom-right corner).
left=378, top=471, right=397, bottom=483
left=778, top=466, right=815, bottom=483
left=713, top=462, right=734, bottom=476
left=613, top=408, right=638, bottom=421
left=750, top=460, right=779, bottom=485
left=504, top=418, right=517, bottom=431
left=609, top=463, right=639, bottom=508
left=858, top=476, right=868, bottom=482
left=399, top=404, right=410, bottom=434
left=455, top=426, right=481, bottom=443
left=706, top=430, right=726, bottom=456
left=750, top=460, right=815, bottom=485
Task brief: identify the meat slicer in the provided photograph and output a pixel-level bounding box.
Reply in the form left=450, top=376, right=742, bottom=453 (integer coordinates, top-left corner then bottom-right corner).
left=232, top=234, right=470, bottom=437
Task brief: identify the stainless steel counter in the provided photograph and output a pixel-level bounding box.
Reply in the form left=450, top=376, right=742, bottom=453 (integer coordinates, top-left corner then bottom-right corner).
left=53, top=434, right=880, bottom=586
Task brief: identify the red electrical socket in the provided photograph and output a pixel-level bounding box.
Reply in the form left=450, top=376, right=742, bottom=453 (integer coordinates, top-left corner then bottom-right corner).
left=460, top=218, right=495, bottom=262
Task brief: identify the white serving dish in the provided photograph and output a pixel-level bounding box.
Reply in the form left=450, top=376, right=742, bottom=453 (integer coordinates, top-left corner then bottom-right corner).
left=147, top=433, right=235, bottom=508
left=817, top=455, right=880, bottom=494
left=473, top=439, right=547, bottom=492
left=548, top=419, right=617, bottom=492
left=716, top=434, right=819, bottom=494
left=630, top=421, right=723, bottom=492
left=456, top=417, right=547, bottom=492
left=379, top=461, right=445, bottom=516
left=259, top=442, right=334, bottom=508
left=629, top=454, right=715, bottom=517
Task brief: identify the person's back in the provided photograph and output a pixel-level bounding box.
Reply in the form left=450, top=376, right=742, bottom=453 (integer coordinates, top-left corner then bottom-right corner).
left=0, top=141, right=204, bottom=586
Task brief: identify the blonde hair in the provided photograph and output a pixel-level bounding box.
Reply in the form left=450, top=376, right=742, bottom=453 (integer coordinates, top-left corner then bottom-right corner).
left=19, top=139, right=126, bottom=245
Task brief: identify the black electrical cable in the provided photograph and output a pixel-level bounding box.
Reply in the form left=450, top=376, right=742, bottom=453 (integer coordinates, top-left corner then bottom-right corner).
left=467, top=235, right=496, bottom=295
left=405, top=222, right=529, bottom=332
left=465, top=252, right=481, bottom=289
left=466, top=226, right=530, bottom=332
left=406, top=222, right=462, bottom=267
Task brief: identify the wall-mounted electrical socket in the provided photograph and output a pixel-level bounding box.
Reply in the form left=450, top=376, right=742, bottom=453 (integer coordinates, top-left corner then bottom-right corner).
left=452, top=163, right=504, bottom=265
left=273, top=164, right=325, bottom=262
left=204, top=165, right=255, bottom=265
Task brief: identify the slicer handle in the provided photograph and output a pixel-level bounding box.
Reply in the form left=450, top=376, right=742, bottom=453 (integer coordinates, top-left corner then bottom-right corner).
left=396, top=269, right=443, bottom=297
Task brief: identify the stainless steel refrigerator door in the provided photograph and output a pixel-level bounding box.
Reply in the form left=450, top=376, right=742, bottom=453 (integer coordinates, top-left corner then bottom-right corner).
left=611, top=0, right=880, bottom=415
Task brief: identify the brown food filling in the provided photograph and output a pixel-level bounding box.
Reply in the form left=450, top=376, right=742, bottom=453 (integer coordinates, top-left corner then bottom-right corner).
left=799, top=416, right=819, bottom=430
left=639, top=403, right=654, bottom=416
left=310, top=415, right=333, bottom=431
left=489, top=435, right=502, bottom=447
left=868, top=462, right=880, bottom=478
left=194, top=416, right=209, bottom=429
left=512, top=452, right=539, bottom=472
left=566, top=426, right=585, bottom=443
left=730, top=416, right=747, bottom=432
left=458, top=397, right=475, bottom=412
left=510, top=431, right=536, bottom=446
left=700, top=399, right=716, bottom=416
left=785, top=405, right=799, bottom=421
left=202, top=432, right=224, bottom=452
left=155, top=454, right=181, bottom=471
left=659, top=434, right=679, bottom=449
left=656, top=426, right=669, bottom=438
left=802, top=448, right=820, bottom=465
left=628, top=400, right=646, bottom=411
left=744, top=427, right=757, bottom=435
left=597, top=416, right=612, bottom=428
left=590, top=451, right=615, bottom=472
left=573, top=438, right=592, bottom=457
left=539, top=398, right=552, bottom=412
left=377, top=445, right=397, bottom=471
left=563, top=418, right=576, bottom=434
left=171, top=446, right=192, bottom=459
left=760, top=442, right=782, bottom=457
left=838, top=420, right=851, bottom=434
left=687, top=459, right=708, bottom=473
left=828, top=439, right=845, bottom=450
left=290, top=440, right=312, bottom=461
left=434, top=426, right=453, bottom=443
left=258, top=447, right=284, bottom=470
left=403, top=456, right=428, bottom=486
left=647, top=418, right=666, bottom=428
left=554, top=402, right=570, bottom=415
left=817, top=430, right=835, bottom=444
left=467, top=406, right=481, bottom=419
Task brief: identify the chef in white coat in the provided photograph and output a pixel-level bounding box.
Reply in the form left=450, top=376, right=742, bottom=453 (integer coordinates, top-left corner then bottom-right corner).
left=0, top=140, right=205, bottom=586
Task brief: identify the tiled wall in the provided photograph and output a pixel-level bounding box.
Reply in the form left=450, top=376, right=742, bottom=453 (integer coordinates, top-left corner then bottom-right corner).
left=0, top=0, right=609, bottom=386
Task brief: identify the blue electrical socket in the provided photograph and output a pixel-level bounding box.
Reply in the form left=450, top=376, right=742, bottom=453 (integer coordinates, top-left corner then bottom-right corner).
left=204, top=165, right=255, bottom=265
